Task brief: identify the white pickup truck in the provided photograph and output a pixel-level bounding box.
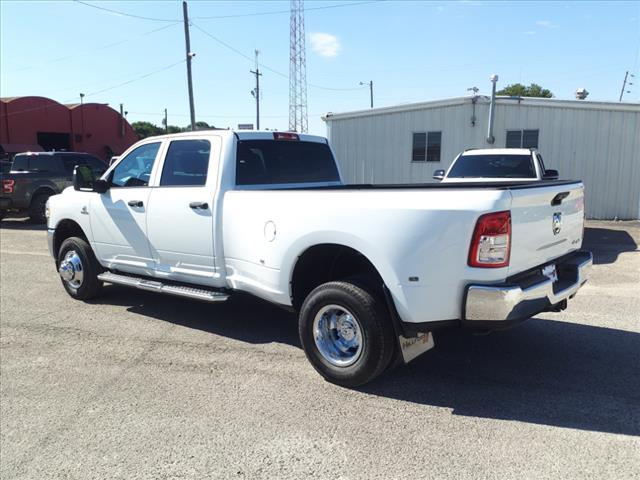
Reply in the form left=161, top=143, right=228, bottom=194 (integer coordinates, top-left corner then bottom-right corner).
left=433, top=148, right=558, bottom=182
left=46, top=131, right=592, bottom=386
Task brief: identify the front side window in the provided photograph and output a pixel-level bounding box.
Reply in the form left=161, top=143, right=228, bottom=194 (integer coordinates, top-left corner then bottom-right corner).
left=111, top=143, right=160, bottom=187
left=160, top=139, right=210, bottom=187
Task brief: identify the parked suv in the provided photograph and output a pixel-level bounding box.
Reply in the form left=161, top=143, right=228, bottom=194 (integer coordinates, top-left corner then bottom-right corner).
left=0, top=151, right=106, bottom=223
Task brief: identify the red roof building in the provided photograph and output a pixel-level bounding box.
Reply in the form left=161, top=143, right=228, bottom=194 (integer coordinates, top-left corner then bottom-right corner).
left=0, top=96, right=138, bottom=160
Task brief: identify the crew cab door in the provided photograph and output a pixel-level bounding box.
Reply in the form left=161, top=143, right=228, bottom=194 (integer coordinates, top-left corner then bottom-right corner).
left=146, top=137, right=219, bottom=286
left=90, top=142, right=162, bottom=276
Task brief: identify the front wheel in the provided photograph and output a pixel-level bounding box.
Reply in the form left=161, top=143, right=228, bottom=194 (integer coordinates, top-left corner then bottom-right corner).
left=57, top=236, right=103, bottom=300
left=298, top=280, right=395, bottom=387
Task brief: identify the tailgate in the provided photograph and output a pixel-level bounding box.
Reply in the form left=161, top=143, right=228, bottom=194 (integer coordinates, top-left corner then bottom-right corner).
left=508, top=182, right=585, bottom=275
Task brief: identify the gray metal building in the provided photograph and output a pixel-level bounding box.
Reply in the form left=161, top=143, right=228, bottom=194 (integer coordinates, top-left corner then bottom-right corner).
left=323, top=96, right=640, bottom=219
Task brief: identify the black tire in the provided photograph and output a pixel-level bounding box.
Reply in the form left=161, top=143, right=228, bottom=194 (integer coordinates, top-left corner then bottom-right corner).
left=29, top=193, right=51, bottom=223
left=299, top=280, right=395, bottom=387
left=57, top=236, right=103, bottom=300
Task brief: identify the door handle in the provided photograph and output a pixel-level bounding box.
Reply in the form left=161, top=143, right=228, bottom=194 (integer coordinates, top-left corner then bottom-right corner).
left=189, top=201, right=209, bottom=210
left=551, top=191, right=570, bottom=206
left=128, top=200, right=144, bottom=208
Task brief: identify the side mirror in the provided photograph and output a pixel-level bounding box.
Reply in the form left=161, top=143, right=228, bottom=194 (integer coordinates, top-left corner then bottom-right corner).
left=433, top=169, right=445, bottom=181
left=73, top=165, right=108, bottom=193
left=73, top=165, right=95, bottom=191
left=543, top=169, right=559, bottom=180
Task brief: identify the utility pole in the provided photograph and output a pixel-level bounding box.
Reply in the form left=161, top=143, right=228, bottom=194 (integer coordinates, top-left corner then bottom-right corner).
left=250, top=50, right=263, bottom=130
left=79, top=93, right=85, bottom=144
left=487, top=74, right=499, bottom=144
left=119, top=103, right=124, bottom=137
left=183, top=0, right=196, bottom=130
left=619, top=70, right=634, bottom=102
left=164, top=108, right=168, bottom=133
left=360, top=80, right=373, bottom=108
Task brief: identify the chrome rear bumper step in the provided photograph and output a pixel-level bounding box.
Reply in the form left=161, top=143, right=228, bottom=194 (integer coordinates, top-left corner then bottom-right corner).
left=97, top=272, right=229, bottom=303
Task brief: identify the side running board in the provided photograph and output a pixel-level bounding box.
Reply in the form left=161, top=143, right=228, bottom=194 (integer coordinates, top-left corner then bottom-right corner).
left=97, top=271, right=229, bottom=303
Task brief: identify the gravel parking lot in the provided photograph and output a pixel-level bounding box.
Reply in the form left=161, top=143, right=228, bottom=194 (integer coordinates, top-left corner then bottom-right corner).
left=1, top=219, right=639, bottom=479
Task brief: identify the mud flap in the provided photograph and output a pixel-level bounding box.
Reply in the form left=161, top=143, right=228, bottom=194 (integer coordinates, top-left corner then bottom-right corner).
left=399, top=332, right=435, bottom=363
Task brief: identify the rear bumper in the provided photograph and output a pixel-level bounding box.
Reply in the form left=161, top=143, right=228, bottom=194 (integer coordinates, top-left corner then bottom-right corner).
left=463, top=250, right=592, bottom=326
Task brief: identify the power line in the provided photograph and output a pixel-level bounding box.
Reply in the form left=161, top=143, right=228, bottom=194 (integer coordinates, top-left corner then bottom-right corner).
left=4, top=22, right=180, bottom=74
left=195, top=1, right=385, bottom=20
left=74, top=0, right=386, bottom=22
left=73, top=0, right=177, bottom=22
left=85, top=60, right=186, bottom=97
left=2, top=60, right=186, bottom=118
left=191, top=22, right=366, bottom=92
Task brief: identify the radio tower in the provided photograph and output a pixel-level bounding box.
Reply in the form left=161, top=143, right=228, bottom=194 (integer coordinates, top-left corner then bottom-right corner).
left=289, top=0, right=308, bottom=132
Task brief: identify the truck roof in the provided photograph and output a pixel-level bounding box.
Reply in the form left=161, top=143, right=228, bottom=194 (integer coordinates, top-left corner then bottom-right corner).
left=462, top=148, right=534, bottom=156
left=145, top=130, right=328, bottom=144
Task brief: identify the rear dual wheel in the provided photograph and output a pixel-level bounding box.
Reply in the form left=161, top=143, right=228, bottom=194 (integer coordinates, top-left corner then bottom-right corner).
left=298, top=280, right=396, bottom=387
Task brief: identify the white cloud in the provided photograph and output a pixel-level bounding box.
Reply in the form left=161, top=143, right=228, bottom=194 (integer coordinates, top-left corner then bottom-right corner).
left=536, top=20, right=559, bottom=28
left=310, top=33, right=341, bottom=58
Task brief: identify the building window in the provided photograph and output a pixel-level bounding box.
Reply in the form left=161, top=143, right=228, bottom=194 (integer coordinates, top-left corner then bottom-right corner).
left=412, top=131, right=442, bottom=162
left=412, top=133, right=426, bottom=162
left=506, top=129, right=539, bottom=148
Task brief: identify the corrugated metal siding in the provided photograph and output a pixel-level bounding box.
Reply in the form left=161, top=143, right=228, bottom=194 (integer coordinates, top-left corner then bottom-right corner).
left=326, top=98, right=640, bottom=219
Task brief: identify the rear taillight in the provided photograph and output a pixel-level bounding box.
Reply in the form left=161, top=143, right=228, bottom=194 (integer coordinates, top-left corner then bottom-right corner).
left=468, top=210, right=511, bottom=268
left=2, top=179, right=15, bottom=194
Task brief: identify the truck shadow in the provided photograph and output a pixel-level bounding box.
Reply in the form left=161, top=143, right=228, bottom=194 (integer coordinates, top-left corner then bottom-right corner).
left=0, top=218, right=47, bottom=230
left=93, top=286, right=639, bottom=437
left=583, top=226, right=637, bottom=264
left=93, top=285, right=300, bottom=347
left=363, top=319, right=640, bottom=437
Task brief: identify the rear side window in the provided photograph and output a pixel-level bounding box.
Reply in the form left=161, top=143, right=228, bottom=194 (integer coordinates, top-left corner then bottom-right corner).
left=11, top=155, right=29, bottom=171
left=236, top=140, right=339, bottom=185
left=448, top=154, right=536, bottom=179
left=160, top=140, right=210, bottom=186
left=12, top=154, right=53, bottom=172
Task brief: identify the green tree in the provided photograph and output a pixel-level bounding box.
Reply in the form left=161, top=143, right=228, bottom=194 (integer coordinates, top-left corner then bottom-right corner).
left=167, top=125, right=183, bottom=134
left=131, top=121, right=164, bottom=139
left=497, top=83, right=553, bottom=98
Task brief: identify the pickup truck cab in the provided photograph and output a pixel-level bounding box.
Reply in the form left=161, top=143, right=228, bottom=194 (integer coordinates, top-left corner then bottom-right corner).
left=46, top=131, right=592, bottom=386
left=433, top=148, right=558, bottom=183
left=0, top=151, right=106, bottom=222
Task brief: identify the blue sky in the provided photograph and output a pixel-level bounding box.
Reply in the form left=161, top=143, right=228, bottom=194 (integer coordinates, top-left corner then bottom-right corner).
left=1, top=0, right=639, bottom=135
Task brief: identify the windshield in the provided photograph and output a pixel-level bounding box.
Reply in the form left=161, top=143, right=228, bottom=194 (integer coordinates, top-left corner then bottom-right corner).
left=236, top=140, right=340, bottom=185
left=448, top=154, right=536, bottom=179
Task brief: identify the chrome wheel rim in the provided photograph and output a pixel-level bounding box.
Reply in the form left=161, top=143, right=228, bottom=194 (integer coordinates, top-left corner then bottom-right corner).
left=58, top=250, right=84, bottom=289
left=313, top=305, right=363, bottom=367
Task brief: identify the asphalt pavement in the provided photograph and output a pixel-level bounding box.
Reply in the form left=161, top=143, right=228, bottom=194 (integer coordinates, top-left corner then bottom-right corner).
left=1, top=219, right=639, bottom=479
